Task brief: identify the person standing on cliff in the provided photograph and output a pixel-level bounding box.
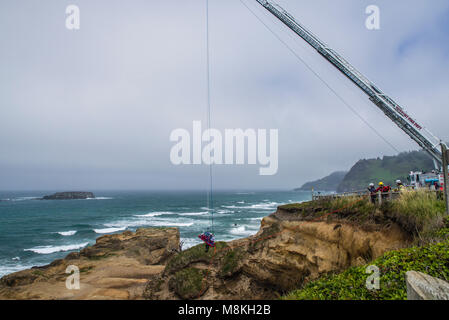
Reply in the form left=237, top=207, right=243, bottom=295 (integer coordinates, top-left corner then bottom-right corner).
left=367, top=183, right=376, bottom=203
left=395, top=180, right=405, bottom=192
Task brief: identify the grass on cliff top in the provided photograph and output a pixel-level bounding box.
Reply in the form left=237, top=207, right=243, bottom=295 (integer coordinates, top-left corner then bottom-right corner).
left=385, top=189, right=446, bottom=235
left=284, top=229, right=449, bottom=300
left=165, top=242, right=228, bottom=274
left=278, top=196, right=376, bottom=221
left=279, top=190, right=446, bottom=237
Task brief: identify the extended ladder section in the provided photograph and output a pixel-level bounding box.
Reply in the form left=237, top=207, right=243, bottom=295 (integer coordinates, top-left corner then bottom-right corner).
left=255, top=0, right=443, bottom=165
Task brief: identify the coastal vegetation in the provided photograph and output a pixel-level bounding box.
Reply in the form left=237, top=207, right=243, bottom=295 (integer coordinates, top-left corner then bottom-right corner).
left=284, top=232, right=449, bottom=300
left=386, top=189, right=446, bottom=236
left=283, top=191, right=449, bottom=300
left=165, top=241, right=228, bottom=274
left=280, top=190, right=446, bottom=240
left=219, top=248, right=244, bottom=278
left=169, top=267, right=206, bottom=299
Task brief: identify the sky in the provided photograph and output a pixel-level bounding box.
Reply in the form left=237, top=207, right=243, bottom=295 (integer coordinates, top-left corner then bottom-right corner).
left=0, top=0, right=448, bottom=191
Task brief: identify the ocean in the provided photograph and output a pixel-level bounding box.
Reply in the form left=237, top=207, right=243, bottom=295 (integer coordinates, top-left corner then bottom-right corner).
left=0, top=190, right=311, bottom=277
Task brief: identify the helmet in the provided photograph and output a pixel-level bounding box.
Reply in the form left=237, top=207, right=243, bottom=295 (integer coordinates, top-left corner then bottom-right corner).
left=379, top=182, right=384, bottom=186
left=369, top=183, right=374, bottom=187
left=396, top=180, right=402, bottom=184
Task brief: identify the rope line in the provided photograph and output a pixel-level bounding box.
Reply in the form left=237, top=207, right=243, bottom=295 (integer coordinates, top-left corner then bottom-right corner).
left=238, top=0, right=401, bottom=154
left=205, top=0, right=214, bottom=234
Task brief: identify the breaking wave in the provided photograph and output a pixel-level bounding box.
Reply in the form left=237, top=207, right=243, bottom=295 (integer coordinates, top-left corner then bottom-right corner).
left=94, top=227, right=127, bottom=234
left=57, top=230, right=77, bottom=236
left=24, top=242, right=89, bottom=254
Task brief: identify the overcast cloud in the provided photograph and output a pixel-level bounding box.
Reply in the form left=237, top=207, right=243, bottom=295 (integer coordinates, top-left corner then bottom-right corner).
left=0, top=0, right=448, bottom=191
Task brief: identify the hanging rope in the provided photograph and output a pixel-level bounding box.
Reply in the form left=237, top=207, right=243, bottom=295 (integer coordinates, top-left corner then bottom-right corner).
left=205, top=0, right=214, bottom=234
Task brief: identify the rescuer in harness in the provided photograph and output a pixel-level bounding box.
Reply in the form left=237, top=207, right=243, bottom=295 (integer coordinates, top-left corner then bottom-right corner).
left=198, top=231, right=215, bottom=252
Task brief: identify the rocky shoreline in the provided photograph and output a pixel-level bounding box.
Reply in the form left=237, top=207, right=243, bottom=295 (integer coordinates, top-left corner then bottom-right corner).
left=0, top=228, right=179, bottom=299
left=0, top=202, right=410, bottom=300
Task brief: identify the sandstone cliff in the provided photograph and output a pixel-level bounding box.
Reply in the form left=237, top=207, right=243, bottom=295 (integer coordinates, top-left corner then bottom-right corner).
left=144, top=202, right=411, bottom=300
left=0, top=228, right=179, bottom=299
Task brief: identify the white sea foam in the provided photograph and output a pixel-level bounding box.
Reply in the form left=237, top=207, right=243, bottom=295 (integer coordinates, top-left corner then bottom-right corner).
left=58, top=230, right=77, bottom=236
left=11, top=196, right=36, bottom=202
left=229, top=225, right=254, bottom=236
left=104, top=218, right=197, bottom=229
left=86, top=197, right=113, bottom=200
left=181, top=238, right=202, bottom=250
left=178, top=211, right=208, bottom=216
left=12, top=257, right=20, bottom=261
left=222, top=202, right=278, bottom=210
left=248, top=217, right=264, bottom=221
left=149, top=221, right=194, bottom=227
left=24, top=242, right=89, bottom=254
left=216, top=209, right=234, bottom=214
left=94, top=227, right=127, bottom=234
left=0, top=264, right=36, bottom=277
left=134, top=211, right=174, bottom=217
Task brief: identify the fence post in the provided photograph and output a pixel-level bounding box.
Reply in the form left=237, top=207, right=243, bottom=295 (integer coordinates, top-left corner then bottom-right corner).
left=441, top=143, right=449, bottom=216
left=377, top=192, right=382, bottom=206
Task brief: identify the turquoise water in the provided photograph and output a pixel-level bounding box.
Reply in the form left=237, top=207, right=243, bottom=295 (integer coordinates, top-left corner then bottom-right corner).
left=0, top=190, right=311, bottom=277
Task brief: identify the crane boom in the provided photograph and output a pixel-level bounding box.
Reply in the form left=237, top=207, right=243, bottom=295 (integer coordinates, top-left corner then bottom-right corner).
left=255, top=0, right=443, bottom=165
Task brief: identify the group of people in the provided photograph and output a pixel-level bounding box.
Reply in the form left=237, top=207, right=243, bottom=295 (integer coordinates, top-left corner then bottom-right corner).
left=367, top=181, right=399, bottom=193
left=367, top=180, right=405, bottom=203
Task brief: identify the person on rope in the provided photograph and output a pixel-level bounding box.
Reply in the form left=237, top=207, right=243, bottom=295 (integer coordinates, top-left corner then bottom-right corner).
left=198, top=231, right=215, bottom=253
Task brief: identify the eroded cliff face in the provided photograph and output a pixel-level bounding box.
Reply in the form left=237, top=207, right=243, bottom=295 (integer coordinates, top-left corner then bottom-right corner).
left=144, top=209, right=411, bottom=300
left=0, top=228, right=180, bottom=300
left=0, top=205, right=411, bottom=300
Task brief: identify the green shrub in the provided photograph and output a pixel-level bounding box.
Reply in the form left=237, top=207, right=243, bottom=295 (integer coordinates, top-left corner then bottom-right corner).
left=165, top=242, right=228, bottom=274
left=284, top=237, right=449, bottom=300
left=220, top=248, right=243, bottom=277
left=169, top=267, right=205, bottom=299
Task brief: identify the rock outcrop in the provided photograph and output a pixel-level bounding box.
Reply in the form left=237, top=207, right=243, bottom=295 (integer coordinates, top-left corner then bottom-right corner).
left=143, top=205, right=411, bottom=300
left=406, top=271, right=449, bottom=300
left=41, top=192, right=95, bottom=200
left=0, top=228, right=179, bottom=300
